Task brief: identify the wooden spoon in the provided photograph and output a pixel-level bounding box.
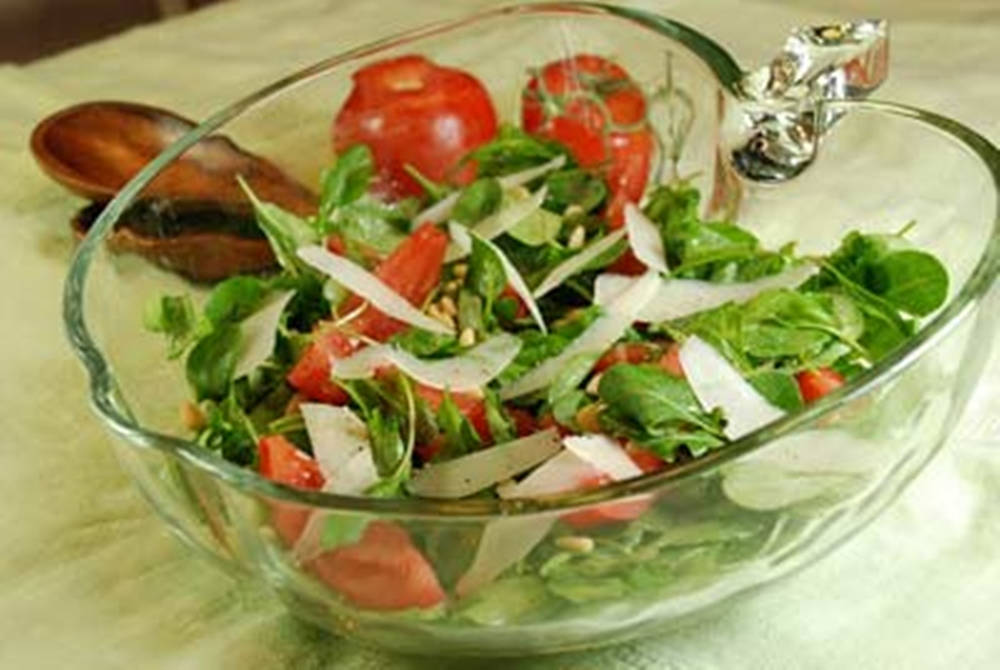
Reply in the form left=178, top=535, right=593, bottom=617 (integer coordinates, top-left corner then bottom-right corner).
left=31, top=101, right=319, bottom=280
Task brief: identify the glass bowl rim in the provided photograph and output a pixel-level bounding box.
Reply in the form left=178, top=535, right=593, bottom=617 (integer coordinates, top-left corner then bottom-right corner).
left=62, top=1, right=1000, bottom=519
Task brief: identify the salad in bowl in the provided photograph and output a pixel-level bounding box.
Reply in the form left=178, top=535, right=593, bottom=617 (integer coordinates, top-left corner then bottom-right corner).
left=63, top=3, right=999, bottom=656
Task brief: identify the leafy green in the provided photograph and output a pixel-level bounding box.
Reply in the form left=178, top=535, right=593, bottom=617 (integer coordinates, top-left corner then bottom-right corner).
left=326, top=196, right=411, bottom=257
left=203, top=276, right=270, bottom=326
left=456, top=576, right=554, bottom=625
left=598, top=364, right=721, bottom=434
left=508, top=208, right=563, bottom=246
left=318, top=144, right=374, bottom=223
left=452, top=178, right=502, bottom=225
left=497, top=307, right=601, bottom=385
left=435, top=391, right=482, bottom=458
left=366, top=408, right=406, bottom=477
left=390, top=329, right=459, bottom=358
left=868, top=249, right=948, bottom=316
left=544, top=168, right=606, bottom=213
left=143, top=294, right=201, bottom=359
left=457, top=289, right=486, bottom=336
left=238, top=176, right=319, bottom=276
left=186, top=324, right=242, bottom=401
left=463, top=124, right=569, bottom=177
left=320, top=515, right=369, bottom=550
left=467, top=236, right=506, bottom=306
left=196, top=390, right=258, bottom=466
left=483, top=390, right=515, bottom=444
left=748, top=370, right=804, bottom=412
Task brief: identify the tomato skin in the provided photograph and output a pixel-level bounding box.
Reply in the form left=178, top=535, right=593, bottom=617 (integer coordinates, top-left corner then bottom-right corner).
left=594, top=342, right=657, bottom=373
left=342, top=222, right=449, bottom=342
left=286, top=327, right=355, bottom=405
left=506, top=406, right=537, bottom=438
left=333, top=55, right=498, bottom=199
left=606, top=249, right=648, bottom=276
left=626, top=444, right=667, bottom=474
left=657, top=342, right=684, bottom=378
left=257, top=435, right=325, bottom=546
left=308, top=521, right=445, bottom=611
left=521, top=54, right=652, bottom=228
left=796, top=367, right=846, bottom=403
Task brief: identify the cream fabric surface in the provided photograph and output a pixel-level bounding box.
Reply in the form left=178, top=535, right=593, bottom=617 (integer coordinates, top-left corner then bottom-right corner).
left=0, top=1, right=997, bottom=668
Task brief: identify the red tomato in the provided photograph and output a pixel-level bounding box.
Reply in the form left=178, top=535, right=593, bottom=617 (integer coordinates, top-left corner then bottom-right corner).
left=499, top=284, right=529, bottom=319
left=413, top=384, right=491, bottom=444
left=308, top=521, right=445, bottom=611
left=561, top=473, right=651, bottom=529
left=606, top=248, right=648, bottom=276
left=342, top=222, right=449, bottom=342
left=657, top=342, right=684, bottom=378
left=626, top=444, right=667, bottom=474
left=286, top=326, right=355, bottom=405
left=333, top=55, right=498, bottom=199
left=506, top=406, right=537, bottom=438
left=522, top=54, right=652, bottom=227
left=796, top=367, right=846, bottom=404
left=257, top=435, right=325, bottom=546
left=594, top=342, right=657, bottom=373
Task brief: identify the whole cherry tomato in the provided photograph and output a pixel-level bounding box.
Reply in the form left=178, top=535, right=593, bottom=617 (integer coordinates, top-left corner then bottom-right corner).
left=333, top=54, right=498, bottom=199
left=522, top=54, right=653, bottom=227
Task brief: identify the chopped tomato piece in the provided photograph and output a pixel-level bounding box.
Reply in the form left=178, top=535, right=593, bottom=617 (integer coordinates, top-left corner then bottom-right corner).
left=626, top=443, right=667, bottom=474
left=342, top=222, right=449, bottom=342
left=522, top=54, right=652, bottom=228
left=561, top=473, right=651, bottom=529
left=606, top=248, right=649, bottom=276
left=499, top=284, right=529, bottom=319
left=594, top=342, right=657, bottom=373
left=506, top=406, right=537, bottom=438
left=286, top=326, right=355, bottom=404
left=333, top=55, right=498, bottom=199
left=308, top=521, right=445, bottom=611
left=796, top=367, right=846, bottom=403
left=657, top=342, right=684, bottom=378
left=257, top=435, right=325, bottom=546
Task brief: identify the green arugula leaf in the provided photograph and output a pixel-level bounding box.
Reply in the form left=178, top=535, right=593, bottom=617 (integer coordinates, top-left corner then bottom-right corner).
left=186, top=323, right=242, bottom=401
left=544, top=168, right=607, bottom=213
left=238, top=176, right=319, bottom=275
left=869, top=249, right=948, bottom=316
left=597, top=364, right=720, bottom=434
left=143, top=294, right=202, bottom=359
left=453, top=178, right=502, bottom=225
left=457, top=289, right=486, bottom=336
left=748, top=370, right=804, bottom=412
left=196, top=390, right=258, bottom=466
left=468, top=236, right=507, bottom=305
left=366, top=407, right=406, bottom=477
left=203, top=276, right=270, bottom=325
left=463, top=123, right=569, bottom=177
left=508, top=208, right=563, bottom=246
left=456, top=576, right=555, bottom=625
left=318, top=144, right=374, bottom=223
left=436, top=391, right=482, bottom=458
left=389, top=329, right=459, bottom=358
left=483, top=390, right=516, bottom=444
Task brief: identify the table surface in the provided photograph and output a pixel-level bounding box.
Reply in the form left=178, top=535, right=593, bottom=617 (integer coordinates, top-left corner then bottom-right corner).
left=1, top=1, right=998, bottom=668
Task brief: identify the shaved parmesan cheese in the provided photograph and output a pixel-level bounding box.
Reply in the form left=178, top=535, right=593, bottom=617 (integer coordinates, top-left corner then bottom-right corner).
left=408, top=429, right=562, bottom=499
left=299, top=404, right=378, bottom=495
left=232, top=290, right=294, bottom=379
left=563, top=434, right=642, bottom=481
left=594, top=263, right=818, bottom=322
left=624, top=203, right=668, bottom=273
left=496, top=448, right=599, bottom=499
left=496, top=155, right=566, bottom=190
left=413, top=190, right=460, bottom=226
left=532, top=229, right=626, bottom=298
left=449, top=224, right=547, bottom=333
left=499, top=271, right=660, bottom=399
left=296, top=245, right=451, bottom=335
left=456, top=516, right=555, bottom=597
left=330, top=333, right=521, bottom=391
left=679, top=335, right=784, bottom=439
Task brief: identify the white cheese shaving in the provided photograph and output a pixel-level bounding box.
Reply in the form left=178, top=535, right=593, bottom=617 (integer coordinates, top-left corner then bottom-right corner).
left=624, top=203, right=668, bottom=273
left=296, top=244, right=451, bottom=335
left=532, top=228, right=627, bottom=298
left=499, top=271, right=660, bottom=399
left=408, top=429, right=562, bottom=499
left=679, top=335, right=784, bottom=439
left=330, top=332, right=522, bottom=392
left=563, top=434, right=642, bottom=482
left=299, top=403, right=378, bottom=495
left=456, top=516, right=556, bottom=597
left=232, top=290, right=294, bottom=379
left=594, top=263, right=818, bottom=322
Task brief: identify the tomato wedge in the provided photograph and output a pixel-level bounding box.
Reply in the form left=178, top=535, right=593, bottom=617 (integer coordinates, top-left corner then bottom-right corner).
left=286, top=326, right=355, bottom=405
left=796, top=367, right=845, bottom=403
left=333, top=55, right=498, bottom=199
left=593, top=341, right=684, bottom=378
left=413, top=384, right=492, bottom=444
left=257, top=435, right=325, bottom=546
left=308, top=521, right=445, bottom=611
left=522, top=54, right=653, bottom=228
left=341, top=222, right=449, bottom=342
left=561, top=473, right=652, bottom=529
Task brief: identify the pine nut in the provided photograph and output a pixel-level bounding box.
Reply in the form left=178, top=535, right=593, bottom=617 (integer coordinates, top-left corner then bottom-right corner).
left=567, top=224, right=586, bottom=250
left=555, top=536, right=595, bottom=554
left=459, top=327, right=477, bottom=348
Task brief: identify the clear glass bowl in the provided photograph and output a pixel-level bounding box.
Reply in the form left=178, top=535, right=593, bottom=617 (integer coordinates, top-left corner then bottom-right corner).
left=63, top=2, right=999, bottom=656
